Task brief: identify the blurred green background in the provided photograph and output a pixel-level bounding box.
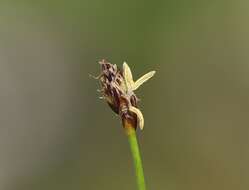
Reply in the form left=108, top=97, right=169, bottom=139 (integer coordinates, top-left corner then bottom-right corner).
left=1, top=0, right=249, bottom=190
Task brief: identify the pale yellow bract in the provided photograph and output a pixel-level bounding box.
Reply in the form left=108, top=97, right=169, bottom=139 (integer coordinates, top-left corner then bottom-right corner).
left=122, top=62, right=156, bottom=130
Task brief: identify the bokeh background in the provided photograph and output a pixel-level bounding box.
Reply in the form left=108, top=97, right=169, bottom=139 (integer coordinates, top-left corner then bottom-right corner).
left=1, top=0, right=249, bottom=190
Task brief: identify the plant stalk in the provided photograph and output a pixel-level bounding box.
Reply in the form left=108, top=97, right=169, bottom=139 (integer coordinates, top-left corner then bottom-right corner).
left=125, top=123, right=146, bottom=190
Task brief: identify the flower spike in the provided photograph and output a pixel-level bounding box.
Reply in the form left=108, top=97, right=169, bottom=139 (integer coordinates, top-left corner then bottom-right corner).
left=96, top=59, right=155, bottom=130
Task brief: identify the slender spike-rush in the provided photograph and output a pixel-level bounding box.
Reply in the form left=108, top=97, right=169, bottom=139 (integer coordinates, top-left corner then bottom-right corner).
left=94, top=59, right=156, bottom=190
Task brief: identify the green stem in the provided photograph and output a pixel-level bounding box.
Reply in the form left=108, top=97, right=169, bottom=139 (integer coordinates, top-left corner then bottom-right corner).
left=126, top=127, right=146, bottom=190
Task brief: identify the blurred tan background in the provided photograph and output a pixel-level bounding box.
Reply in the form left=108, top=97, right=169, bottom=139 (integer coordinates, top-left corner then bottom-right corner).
left=0, top=0, right=249, bottom=190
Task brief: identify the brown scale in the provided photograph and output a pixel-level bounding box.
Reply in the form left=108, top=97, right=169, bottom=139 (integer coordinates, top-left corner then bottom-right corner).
left=98, top=59, right=138, bottom=129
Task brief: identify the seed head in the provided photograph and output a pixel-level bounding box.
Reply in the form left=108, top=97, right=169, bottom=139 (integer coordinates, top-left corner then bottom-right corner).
left=96, top=59, right=155, bottom=130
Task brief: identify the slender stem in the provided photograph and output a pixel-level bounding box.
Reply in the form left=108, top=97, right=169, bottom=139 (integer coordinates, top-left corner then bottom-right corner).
left=125, top=125, right=146, bottom=190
